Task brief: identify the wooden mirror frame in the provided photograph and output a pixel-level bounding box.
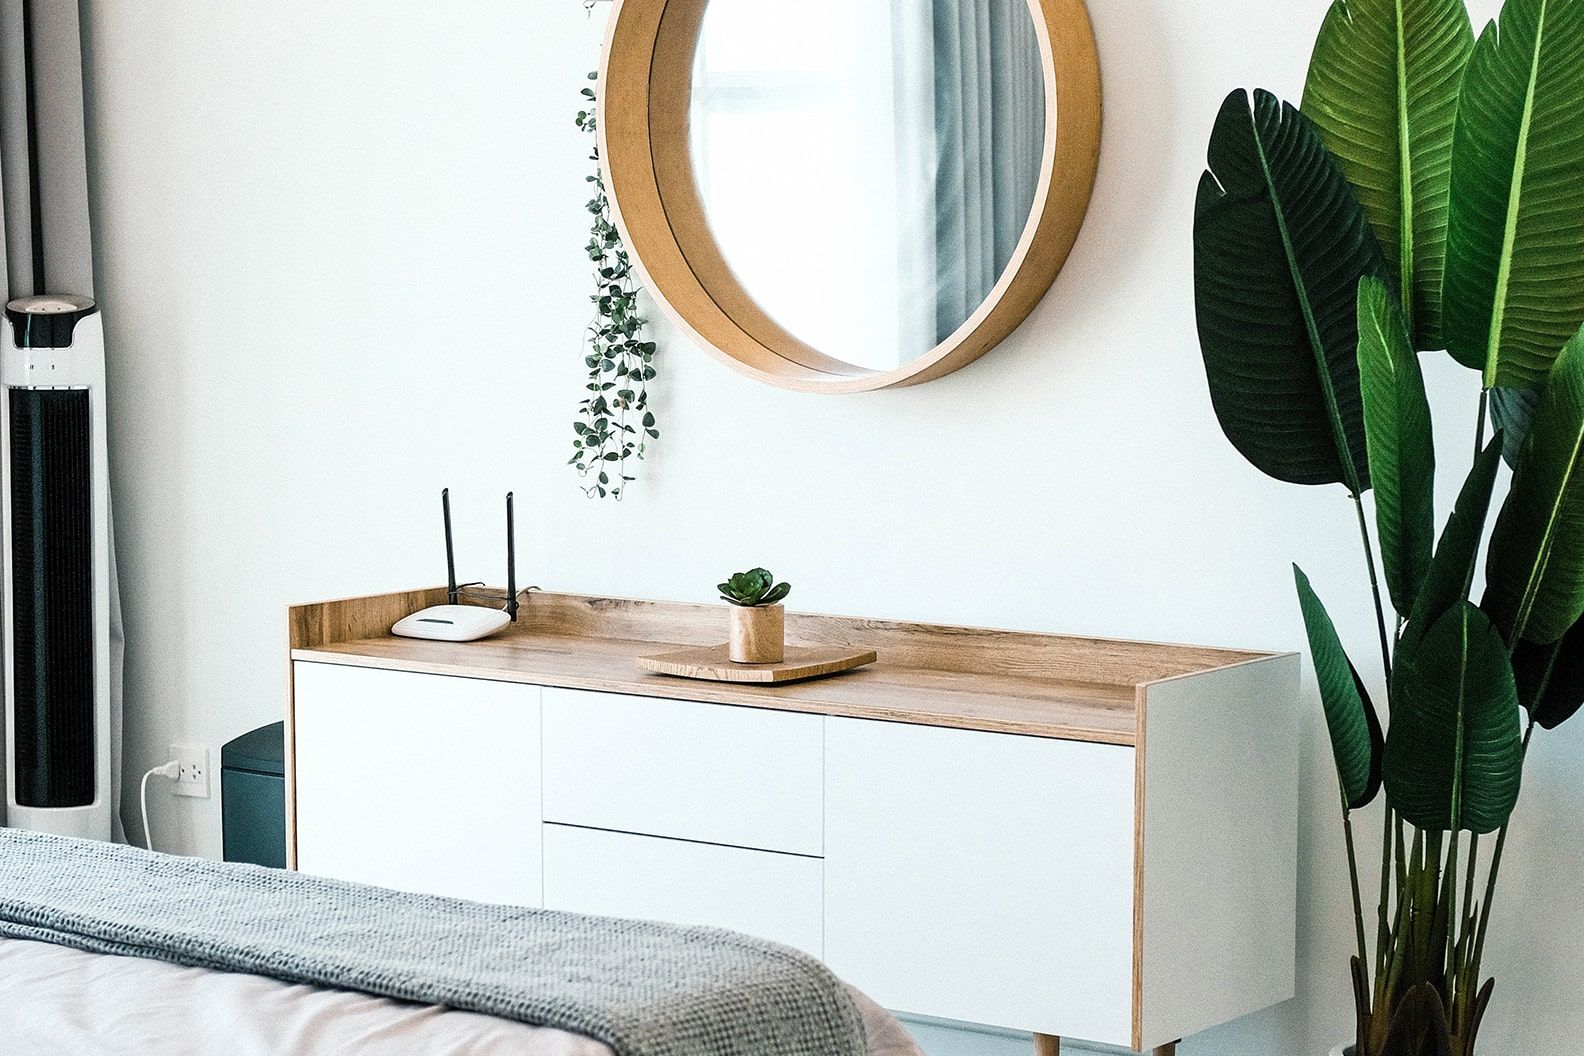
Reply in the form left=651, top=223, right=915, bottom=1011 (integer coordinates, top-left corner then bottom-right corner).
left=598, top=0, right=1102, bottom=394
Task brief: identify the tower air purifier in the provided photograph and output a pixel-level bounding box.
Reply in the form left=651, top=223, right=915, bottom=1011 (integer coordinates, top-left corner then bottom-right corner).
left=1, top=294, right=112, bottom=840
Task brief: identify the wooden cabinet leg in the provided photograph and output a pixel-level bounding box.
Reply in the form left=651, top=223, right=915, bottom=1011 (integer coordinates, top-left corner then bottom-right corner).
left=1032, top=1034, right=1173, bottom=1056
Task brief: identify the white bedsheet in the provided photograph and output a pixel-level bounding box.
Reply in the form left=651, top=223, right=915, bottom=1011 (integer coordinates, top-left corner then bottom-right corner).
left=0, top=937, right=919, bottom=1056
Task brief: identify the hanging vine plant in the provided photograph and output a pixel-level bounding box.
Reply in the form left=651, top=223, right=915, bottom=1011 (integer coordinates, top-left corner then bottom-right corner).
left=571, top=71, right=658, bottom=500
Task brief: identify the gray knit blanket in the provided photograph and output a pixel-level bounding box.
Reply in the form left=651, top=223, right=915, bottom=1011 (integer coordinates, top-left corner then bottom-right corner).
left=0, top=830, right=865, bottom=1056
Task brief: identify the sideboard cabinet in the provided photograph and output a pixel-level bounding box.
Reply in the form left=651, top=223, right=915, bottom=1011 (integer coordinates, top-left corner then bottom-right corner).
left=286, top=589, right=1299, bottom=1054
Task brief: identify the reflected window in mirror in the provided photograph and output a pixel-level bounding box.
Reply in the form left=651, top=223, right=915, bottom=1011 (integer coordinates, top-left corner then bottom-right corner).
left=688, top=0, right=1046, bottom=371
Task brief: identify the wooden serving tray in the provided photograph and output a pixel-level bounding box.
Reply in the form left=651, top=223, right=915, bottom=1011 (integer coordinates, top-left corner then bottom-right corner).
left=636, top=644, right=878, bottom=684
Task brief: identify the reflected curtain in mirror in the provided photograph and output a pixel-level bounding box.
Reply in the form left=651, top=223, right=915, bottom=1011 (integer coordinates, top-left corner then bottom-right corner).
left=688, top=0, right=1046, bottom=371
left=931, top=0, right=1044, bottom=349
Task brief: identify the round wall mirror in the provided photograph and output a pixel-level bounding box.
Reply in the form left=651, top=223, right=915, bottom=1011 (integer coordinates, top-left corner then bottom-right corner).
left=600, top=0, right=1101, bottom=393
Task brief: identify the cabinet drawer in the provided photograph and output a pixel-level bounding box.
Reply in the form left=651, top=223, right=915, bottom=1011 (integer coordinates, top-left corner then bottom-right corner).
left=541, top=688, right=823, bottom=856
left=543, top=823, right=823, bottom=957
left=292, top=662, right=542, bottom=905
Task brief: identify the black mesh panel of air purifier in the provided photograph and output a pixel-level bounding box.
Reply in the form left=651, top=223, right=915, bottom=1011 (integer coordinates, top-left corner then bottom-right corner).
left=10, top=387, right=95, bottom=808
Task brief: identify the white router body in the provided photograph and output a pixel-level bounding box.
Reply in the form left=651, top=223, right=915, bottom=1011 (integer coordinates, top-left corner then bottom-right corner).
left=392, top=604, right=511, bottom=642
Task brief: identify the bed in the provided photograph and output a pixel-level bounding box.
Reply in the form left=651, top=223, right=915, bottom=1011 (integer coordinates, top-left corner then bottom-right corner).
left=0, top=938, right=920, bottom=1056
left=0, top=831, right=922, bottom=1056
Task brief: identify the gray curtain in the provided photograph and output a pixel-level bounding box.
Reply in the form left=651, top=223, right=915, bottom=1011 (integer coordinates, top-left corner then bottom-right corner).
left=0, top=0, right=93, bottom=298
left=0, top=0, right=126, bottom=843
left=931, top=0, right=1044, bottom=344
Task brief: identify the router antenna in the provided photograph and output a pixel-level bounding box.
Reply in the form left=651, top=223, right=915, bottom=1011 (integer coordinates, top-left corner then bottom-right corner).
left=505, top=492, right=519, bottom=622
left=442, top=488, right=458, bottom=605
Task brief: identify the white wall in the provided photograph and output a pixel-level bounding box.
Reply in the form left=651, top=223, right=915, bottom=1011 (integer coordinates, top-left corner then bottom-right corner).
left=76, top=1, right=1581, bottom=1054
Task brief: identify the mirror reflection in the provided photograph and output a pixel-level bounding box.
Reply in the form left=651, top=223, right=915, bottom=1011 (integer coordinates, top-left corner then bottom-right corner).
left=687, top=0, right=1047, bottom=372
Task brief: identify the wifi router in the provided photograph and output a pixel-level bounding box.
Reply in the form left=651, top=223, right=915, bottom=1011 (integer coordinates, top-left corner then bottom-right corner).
left=392, top=489, right=520, bottom=643
left=392, top=604, right=511, bottom=643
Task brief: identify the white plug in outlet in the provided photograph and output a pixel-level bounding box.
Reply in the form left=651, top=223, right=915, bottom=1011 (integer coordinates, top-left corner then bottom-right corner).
left=169, top=744, right=210, bottom=798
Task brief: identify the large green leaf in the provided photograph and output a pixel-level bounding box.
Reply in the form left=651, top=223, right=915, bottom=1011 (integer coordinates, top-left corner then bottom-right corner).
left=1295, top=565, right=1386, bottom=808
left=1513, top=615, right=1584, bottom=727
left=1357, top=276, right=1436, bottom=617
left=1381, top=985, right=1455, bottom=1056
left=1195, top=88, right=1388, bottom=493
left=1405, top=437, right=1503, bottom=646
left=1490, top=384, right=1541, bottom=466
left=1443, top=0, right=1584, bottom=388
left=1303, top=0, right=1473, bottom=350
left=1385, top=602, right=1524, bottom=833
left=1484, top=324, right=1584, bottom=643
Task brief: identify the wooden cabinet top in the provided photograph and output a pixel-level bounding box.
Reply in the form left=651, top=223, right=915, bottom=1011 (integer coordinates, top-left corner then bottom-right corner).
left=289, top=588, right=1289, bottom=746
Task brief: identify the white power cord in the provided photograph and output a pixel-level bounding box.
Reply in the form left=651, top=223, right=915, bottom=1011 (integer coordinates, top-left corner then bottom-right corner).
left=140, top=760, right=181, bottom=851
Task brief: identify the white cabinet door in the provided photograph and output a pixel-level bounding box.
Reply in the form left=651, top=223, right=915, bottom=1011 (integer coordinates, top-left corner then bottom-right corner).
left=542, top=688, right=824, bottom=856
left=293, top=662, right=542, bottom=905
left=542, top=823, right=824, bottom=957
left=824, top=717, right=1137, bottom=1046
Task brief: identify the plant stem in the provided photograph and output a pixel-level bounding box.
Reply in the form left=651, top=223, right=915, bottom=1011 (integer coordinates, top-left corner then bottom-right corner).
left=1470, top=718, right=1537, bottom=976
left=1469, top=628, right=1562, bottom=973
left=1395, top=810, right=1408, bottom=897
left=1461, top=831, right=1480, bottom=944
left=1344, top=491, right=1393, bottom=1018
left=1351, top=494, right=1394, bottom=683
left=1342, top=796, right=1371, bottom=982
left=1376, top=803, right=1396, bottom=981
left=1442, top=825, right=1461, bottom=973
left=1475, top=389, right=1489, bottom=456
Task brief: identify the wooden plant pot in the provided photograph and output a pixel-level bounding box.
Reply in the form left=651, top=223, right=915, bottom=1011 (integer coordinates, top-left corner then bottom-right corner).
left=728, top=604, right=784, bottom=664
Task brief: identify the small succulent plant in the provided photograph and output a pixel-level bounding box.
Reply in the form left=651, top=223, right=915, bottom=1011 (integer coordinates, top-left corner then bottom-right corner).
left=718, top=568, right=791, bottom=608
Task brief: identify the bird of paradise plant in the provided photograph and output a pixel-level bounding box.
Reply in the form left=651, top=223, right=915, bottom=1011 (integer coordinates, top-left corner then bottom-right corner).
left=1193, top=0, right=1584, bottom=1052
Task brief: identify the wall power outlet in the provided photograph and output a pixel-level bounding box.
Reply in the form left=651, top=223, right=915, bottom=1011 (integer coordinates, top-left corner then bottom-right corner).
left=169, top=743, right=210, bottom=799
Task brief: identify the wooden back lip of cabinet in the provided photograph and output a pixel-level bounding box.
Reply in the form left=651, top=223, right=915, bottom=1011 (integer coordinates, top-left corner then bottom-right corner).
left=285, top=588, right=1300, bottom=1052
left=286, top=587, right=1288, bottom=743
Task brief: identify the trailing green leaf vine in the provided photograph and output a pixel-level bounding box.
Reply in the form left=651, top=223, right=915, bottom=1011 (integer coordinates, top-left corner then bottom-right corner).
left=571, top=71, right=658, bottom=500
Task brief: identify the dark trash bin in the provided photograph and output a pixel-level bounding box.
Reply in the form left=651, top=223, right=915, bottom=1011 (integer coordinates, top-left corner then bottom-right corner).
left=221, top=721, right=286, bottom=868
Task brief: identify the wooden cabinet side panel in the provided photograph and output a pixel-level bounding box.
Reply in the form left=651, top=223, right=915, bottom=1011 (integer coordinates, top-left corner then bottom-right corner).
left=1138, top=654, right=1300, bottom=1049
left=824, top=717, right=1136, bottom=1045
left=292, top=662, right=544, bottom=905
